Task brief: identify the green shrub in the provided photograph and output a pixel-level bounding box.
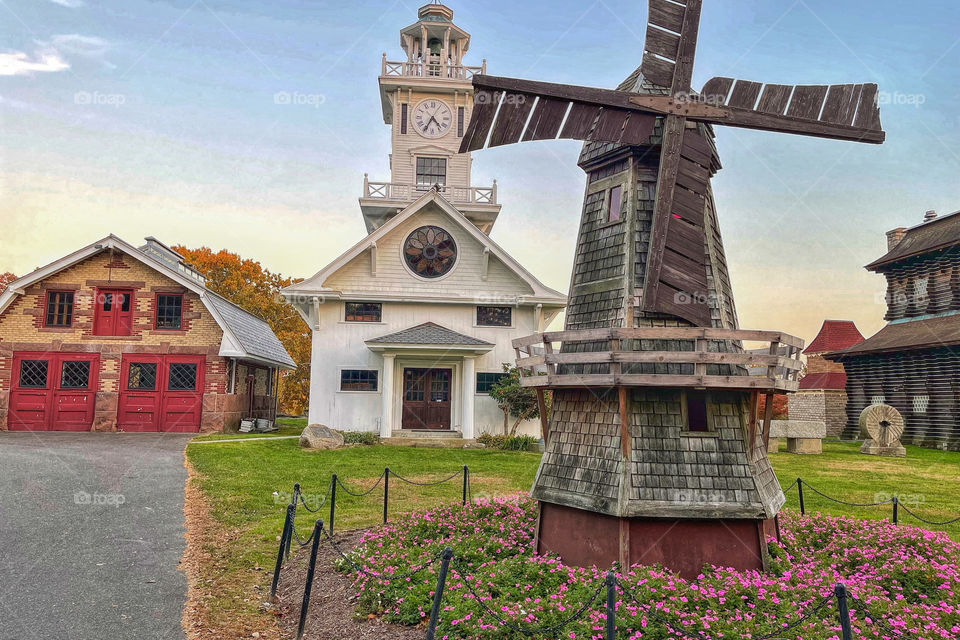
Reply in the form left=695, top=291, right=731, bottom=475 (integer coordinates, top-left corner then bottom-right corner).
left=476, top=433, right=537, bottom=451
left=336, top=430, right=380, bottom=445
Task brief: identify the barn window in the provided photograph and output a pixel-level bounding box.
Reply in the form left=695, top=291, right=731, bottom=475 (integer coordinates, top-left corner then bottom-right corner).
left=340, top=369, right=378, bottom=392
left=685, top=390, right=709, bottom=432
left=477, top=305, right=512, bottom=327
left=44, top=291, right=74, bottom=327
left=60, top=361, right=90, bottom=389
left=476, top=372, right=508, bottom=394
left=416, top=157, right=446, bottom=187
left=168, top=363, right=197, bottom=391
left=155, top=294, right=183, bottom=329
left=128, top=362, right=157, bottom=390
left=18, top=360, right=48, bottom=389
left=345, top=302, right=382, bottom=322
left=607, top=185, right=623, bottom=222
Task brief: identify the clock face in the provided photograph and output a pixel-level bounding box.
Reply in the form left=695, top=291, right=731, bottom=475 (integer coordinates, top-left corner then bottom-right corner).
left=411, top=99, right=452, bottom=138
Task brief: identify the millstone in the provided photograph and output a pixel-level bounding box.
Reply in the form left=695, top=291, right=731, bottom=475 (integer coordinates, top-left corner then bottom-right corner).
left=858, top=404, right=904, bottom=447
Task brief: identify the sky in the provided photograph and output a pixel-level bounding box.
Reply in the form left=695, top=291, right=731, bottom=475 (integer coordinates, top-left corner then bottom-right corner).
left=2, top=0, right=960, bottom=343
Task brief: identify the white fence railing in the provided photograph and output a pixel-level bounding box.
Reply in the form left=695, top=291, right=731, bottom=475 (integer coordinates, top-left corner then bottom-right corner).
left=362, top=178, right=497, bottom=205
left=381, top=55, right=485, bottom=80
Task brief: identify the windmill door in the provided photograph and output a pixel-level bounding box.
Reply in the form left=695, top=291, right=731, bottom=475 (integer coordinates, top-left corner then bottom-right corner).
left=9, top=353, right=99, bottom=431
left=401, top=368, right=452, bottom=430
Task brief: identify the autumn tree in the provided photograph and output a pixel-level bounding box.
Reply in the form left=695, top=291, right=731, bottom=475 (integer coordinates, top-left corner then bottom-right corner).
left=0, top=272, right=16, bottom=292
left=172, top=246, right=310, bottom=416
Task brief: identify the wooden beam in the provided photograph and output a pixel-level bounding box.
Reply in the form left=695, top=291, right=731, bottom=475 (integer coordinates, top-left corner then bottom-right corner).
left=536, top=388, right=549, bottom=445
left=762, top=391, right=775, bottom=451
left=618, top=386, right=630, bottom=459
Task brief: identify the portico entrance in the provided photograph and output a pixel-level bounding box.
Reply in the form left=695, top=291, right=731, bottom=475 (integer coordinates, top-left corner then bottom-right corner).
left=401, top=368, right=452, bottom=430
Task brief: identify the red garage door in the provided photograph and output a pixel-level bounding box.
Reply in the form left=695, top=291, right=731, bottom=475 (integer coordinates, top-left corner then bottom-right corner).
left=9, top=353, right=99, bottom=431
left=118, top=355, right=204, bottom=432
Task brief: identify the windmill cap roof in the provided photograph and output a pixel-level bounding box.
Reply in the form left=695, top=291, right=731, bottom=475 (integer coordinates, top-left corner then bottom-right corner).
left=804, top=320, right=865, bottom=354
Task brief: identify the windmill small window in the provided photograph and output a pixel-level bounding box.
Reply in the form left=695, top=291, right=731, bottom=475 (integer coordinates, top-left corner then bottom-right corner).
left=606, top=185, right=623, bottom=223
left=684, top=390, right=710, bottom=433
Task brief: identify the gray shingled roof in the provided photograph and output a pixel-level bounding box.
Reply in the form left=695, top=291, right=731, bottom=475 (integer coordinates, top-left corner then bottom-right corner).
left=207, top=293, right=296, bottom=368
left=366, top=322, right=493, bottom=346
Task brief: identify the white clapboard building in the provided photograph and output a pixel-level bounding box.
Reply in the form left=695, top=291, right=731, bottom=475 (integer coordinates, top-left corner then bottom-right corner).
left=283, top=4, right=566, bottom=440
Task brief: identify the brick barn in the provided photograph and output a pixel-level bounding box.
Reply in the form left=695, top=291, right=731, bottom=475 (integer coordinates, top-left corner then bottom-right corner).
left=0, top=235, right=295, bottom=433
left=788, top=320, right=864, bottom=437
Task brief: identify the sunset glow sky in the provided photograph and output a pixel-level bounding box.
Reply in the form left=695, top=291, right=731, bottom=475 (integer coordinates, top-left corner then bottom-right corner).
left=4, top=0, right=960, bottom=342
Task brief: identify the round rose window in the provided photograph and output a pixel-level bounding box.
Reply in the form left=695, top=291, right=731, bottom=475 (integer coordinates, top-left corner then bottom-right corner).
left=403, top=226, right=457, bottom=278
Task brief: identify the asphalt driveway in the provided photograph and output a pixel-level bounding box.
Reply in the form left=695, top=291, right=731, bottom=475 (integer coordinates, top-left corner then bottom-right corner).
left=0, top=432, right=193, bottom=640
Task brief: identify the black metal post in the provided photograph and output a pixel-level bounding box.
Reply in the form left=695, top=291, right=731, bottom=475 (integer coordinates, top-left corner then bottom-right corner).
left=329, top=474, right=337, bottom=537
left=605, top=571, right=616, bottom=640
left=834, top=583, right=853, bottom=640
left=462, top=465, right=468, bottom=506
left=797, top=478, right=805, bottom=515
left=285, top=484, right=299, bottom=560
left=892, top=495, right=899, bottom=525
left=271, top=503, right=294, bottom=600
left=296, top=520, right=323, bottom=640
left=425, top=548, right=453, bottom=640
left=383, top=467, right=390, bottom=524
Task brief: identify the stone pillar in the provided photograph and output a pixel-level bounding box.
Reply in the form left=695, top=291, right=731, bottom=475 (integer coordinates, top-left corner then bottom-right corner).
left=462, top=356, right=476, bottom=439
left=380, top=353, right=395, bottom=438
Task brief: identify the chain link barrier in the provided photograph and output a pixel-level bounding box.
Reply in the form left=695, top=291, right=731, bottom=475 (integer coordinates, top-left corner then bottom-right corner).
left=848, top=594, right=919, bottom=639
left=897, top=502, right=960, bottom=526
left=322, top=526, right=445, bottom=580
left=335, top=471, right=386, bottom=497
left=297, top=480, right=332, bottom=513
left=799, top=480, right=895, bottom=507
left=390, top=469, right=463, bottom=487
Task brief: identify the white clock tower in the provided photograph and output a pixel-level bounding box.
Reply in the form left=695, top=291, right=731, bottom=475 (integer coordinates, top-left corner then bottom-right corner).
left=359, top=3, right=501, bottom=234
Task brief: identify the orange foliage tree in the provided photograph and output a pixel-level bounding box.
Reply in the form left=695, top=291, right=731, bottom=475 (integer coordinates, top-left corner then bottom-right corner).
left=757, top=393, right=789, bottom=420
left=172, top=246, right=310, bottom=416
left=0, top=272, right=16, bottom=292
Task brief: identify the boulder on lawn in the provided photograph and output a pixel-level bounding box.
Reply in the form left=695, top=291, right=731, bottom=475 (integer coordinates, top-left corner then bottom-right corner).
left=299, top=424, right=345, bottom=450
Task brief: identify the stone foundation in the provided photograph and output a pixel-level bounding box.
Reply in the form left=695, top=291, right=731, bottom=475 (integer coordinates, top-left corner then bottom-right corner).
left=788, top=390, right=847, bottom=437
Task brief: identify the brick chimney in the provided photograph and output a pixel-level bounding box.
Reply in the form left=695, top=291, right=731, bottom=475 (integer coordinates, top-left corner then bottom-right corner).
left=886, top=227, right=907, bottom=251
left=924, top=209, right=938, bottom=222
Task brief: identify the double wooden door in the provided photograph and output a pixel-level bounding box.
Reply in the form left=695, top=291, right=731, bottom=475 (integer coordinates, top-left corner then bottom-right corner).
left=9, top=352, right=100, bottom=431
left=401, top=368, right=452, bottom=430
left=117, top=355, right=205, bottom=432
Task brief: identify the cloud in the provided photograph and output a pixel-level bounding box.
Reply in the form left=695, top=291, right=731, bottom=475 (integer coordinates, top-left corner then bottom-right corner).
left=48, top=34, right=110, bottom=57
left=0, top=49, right=70, bottom=76
left=48, top=0, right=85, bottom=7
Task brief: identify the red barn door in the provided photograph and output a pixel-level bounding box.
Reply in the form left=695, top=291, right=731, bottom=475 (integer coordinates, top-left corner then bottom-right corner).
left=118, top=355, right=204, bottom=432
left=9, top=353, right=99, bottom=431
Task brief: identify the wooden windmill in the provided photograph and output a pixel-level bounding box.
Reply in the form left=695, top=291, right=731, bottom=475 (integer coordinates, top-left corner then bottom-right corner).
left=460, top=0, right=885, bottom=577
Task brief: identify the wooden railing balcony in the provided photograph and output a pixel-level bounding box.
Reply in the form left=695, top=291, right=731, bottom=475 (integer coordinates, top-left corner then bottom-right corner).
left=381, top=54, right=485, bottom=80
left=512, top=327, right=805, bottom=393
left=362, top=176, right=497, bottom=205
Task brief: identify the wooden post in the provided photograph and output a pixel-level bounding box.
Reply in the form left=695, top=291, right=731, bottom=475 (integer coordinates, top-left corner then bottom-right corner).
left=535, top=388, right=549, bottom=445
left=618, top=386, right=630, bottom=459
left=747, top=389, right=759, bottom=453
left=762, top=392, right=775, bottom=450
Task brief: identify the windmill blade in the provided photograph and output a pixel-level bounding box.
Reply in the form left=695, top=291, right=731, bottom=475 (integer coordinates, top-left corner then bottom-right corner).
left=641, top=0, right=703, bottom=92
left=692, top=77, right=885, bottom=143
left=458, top=75, right=660, bottom=153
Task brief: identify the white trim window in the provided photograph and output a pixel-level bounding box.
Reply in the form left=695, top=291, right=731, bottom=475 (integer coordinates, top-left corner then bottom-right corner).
left=340, top=369, right=379, bottom=392
left=476, top=305, right=512, bottom=327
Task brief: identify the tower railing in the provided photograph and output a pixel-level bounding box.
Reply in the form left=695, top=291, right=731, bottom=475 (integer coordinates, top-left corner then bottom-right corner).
left=362, top=177, right=497, bottom=205
left=381, top=54, right=486, bottom=80
left=512, top=327, right=804, bottom=392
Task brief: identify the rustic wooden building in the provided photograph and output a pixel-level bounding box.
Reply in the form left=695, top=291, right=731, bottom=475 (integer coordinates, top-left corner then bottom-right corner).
left=461, top=0, right=884, bottom=577
left=827, top=210, right=960, bottom=450
left=789, top=320, right=864, bottom=436
left=0, top=236, right=294, bottom=433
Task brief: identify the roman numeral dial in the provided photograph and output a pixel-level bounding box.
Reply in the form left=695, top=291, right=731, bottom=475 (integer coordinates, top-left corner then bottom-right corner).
left=411, top=99, right=452, bottom=139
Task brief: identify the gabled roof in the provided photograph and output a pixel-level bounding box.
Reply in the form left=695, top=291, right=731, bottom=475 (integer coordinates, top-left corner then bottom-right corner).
left=804, top=320, right=865, bottom=354
left=798, top=372, right=847, bottom=390
left=283, top=188, right=566, bottom=305
left=366, top=322, right=493, bottom=346
left=0, top=235, right=295, bottom=369
left=826, top=314, right=960, bottom=359
left=866, top=210, right=960, bottom=270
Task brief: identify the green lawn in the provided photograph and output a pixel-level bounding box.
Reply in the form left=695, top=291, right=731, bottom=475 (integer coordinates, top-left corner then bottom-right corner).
left=185, top=426, right=960, bottom=635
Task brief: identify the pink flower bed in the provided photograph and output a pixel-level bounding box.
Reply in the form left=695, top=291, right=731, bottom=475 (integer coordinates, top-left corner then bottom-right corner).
left=340, top=495, right=960, bottom=639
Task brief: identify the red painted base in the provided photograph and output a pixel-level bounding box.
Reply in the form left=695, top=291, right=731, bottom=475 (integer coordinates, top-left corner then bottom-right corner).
left=537, top=502, right=777, bottom=579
